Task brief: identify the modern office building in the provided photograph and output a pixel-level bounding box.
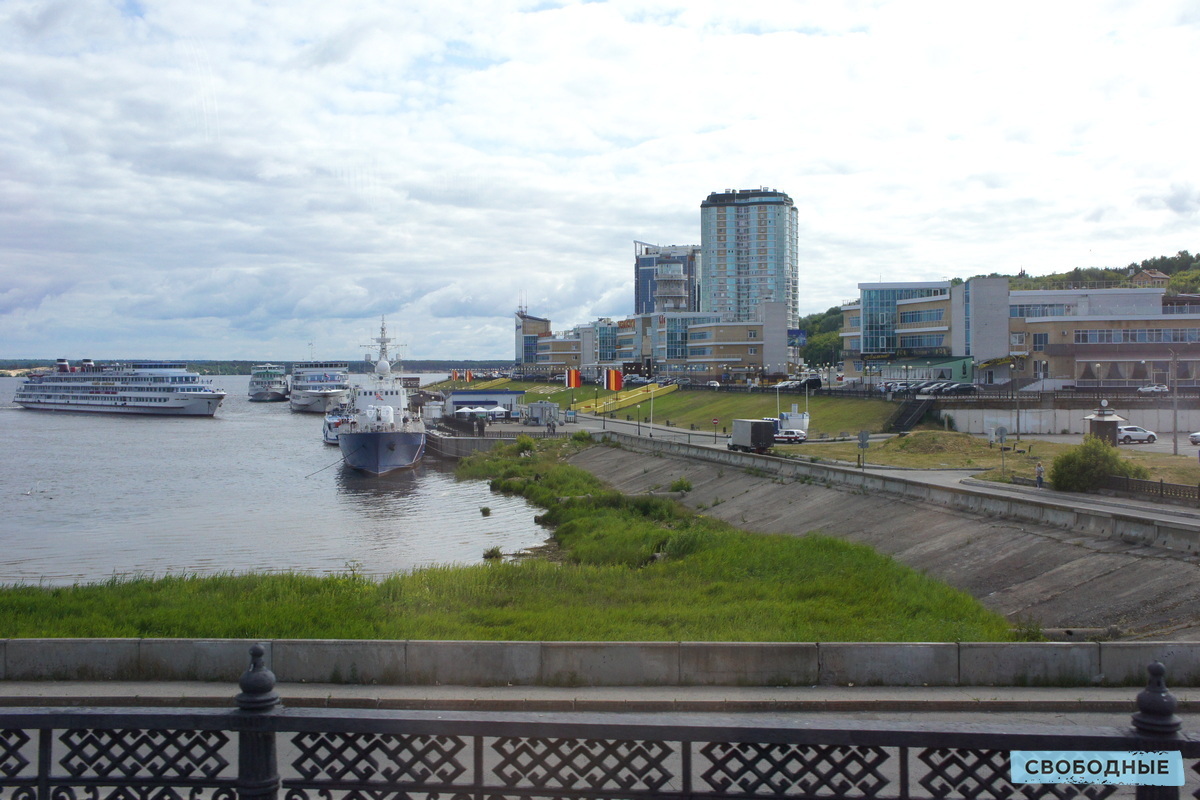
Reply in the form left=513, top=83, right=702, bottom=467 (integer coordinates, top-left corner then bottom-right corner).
left=515, top=304, right=790, bottom=384
left=514, top=309, right=551, bottom=372
left=840, top=278, right=1200, bottom=389
left=633, top=242, right=700, bottom=314
left=699, top=188, right=799, bottom=326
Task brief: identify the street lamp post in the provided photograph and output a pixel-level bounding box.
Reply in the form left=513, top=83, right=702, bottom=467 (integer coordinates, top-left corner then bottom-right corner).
left=636, top=404, right=641, bottom=436
left=649, top=390, right=654, bottom=437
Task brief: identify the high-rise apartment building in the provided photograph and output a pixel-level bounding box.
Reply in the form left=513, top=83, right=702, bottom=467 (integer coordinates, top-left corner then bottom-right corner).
left=633, top=242, right=700, bottom=314
left=699, top=188, right=799, bottom=326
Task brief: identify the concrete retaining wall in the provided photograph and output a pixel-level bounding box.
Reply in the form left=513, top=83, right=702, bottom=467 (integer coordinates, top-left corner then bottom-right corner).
left=591, top=432, right=1200, bottom=556
left=943, top=406, right=1200, bottom=436
left=425, top=433, right=507, bottom=458
left=2, top=639, right=1194, bottom=687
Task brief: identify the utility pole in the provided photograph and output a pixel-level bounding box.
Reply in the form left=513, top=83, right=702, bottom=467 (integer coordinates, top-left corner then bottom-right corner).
left=1172, top=349, right=1179, bottom=456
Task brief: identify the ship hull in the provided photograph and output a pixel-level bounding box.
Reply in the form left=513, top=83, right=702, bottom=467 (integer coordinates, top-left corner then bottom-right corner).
left=290, top=390, right=349, bottom=413
left=249, top=391, right=288, bottom=402
left=339, top=431, right=426, bottom=475
left=14, top=398, right=222, bottom=416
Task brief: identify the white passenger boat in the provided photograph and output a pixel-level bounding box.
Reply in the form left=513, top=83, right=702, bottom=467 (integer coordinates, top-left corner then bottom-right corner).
left=247, top=364, right=289, bottom=402
left=322, top=402, right=354, bottom=445
left=335, top=319, right=426, bottom=474
left=289, top=361, right=350, bottom=413
left=13, top=359, right=226, bottom=416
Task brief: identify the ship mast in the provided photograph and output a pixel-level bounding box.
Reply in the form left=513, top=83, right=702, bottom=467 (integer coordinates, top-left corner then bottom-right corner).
left=365, top=316, right=404, bottom=368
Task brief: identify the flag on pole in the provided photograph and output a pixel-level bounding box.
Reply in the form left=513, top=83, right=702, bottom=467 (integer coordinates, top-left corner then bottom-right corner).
left=451, top=370, right=459, bottom=381
left=604, top=370, right=624, bottom=391
left=466, top=370, right=474, bottom=382
left=565, top=369, right=582, bottom=388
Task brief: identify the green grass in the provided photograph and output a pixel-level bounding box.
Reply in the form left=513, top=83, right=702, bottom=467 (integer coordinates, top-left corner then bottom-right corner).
left=0, top=438, right=1011, bottom=642
left=427, top=380, right=897, bottom=436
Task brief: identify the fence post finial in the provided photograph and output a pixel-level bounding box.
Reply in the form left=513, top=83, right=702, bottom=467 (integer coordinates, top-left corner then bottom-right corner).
left=1132, top=661, right=1181, bottom=735
left=236, top=644, right=280, bottom=712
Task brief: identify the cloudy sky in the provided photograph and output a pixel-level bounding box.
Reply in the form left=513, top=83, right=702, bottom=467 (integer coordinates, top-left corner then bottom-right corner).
left=2, top=0, right=1198, bottom=361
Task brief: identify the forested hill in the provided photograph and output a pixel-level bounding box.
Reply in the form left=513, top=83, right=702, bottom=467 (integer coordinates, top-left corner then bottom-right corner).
left=994, top=249, right=1200, bottom=292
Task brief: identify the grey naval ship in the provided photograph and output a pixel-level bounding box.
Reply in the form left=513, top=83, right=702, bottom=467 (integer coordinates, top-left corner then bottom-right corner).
left=336, top=319, right=426, bottom=475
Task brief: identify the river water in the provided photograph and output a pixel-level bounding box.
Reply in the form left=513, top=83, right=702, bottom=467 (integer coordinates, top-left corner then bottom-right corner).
left=0, top=375, right=550, bottom=585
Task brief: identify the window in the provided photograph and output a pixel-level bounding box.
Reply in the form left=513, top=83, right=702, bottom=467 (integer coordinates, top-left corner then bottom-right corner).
left=1033, top=333, right=1048, bottom=352
left=748, top=330, right=758, bottom=339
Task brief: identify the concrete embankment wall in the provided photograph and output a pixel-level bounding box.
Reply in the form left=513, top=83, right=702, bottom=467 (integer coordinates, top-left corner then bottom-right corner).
left=941, top=405, right=1200, bottom=436
left=4, top=638, right=1200, bottom=687
left=591, top=432, right=1200, bottom=556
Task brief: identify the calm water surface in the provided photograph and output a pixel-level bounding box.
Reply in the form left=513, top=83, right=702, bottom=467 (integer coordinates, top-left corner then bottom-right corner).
left=0, top=375, right=550, bottom=585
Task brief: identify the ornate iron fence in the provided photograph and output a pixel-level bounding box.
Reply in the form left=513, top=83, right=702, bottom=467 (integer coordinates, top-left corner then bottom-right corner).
left=1102, top=475, right=1200, bottom=505
left=1, top=647, right=1199, bottom=799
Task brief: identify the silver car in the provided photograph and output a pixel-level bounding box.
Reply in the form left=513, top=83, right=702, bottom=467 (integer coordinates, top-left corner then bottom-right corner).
left=1116, top=425, right=1157, bottom=444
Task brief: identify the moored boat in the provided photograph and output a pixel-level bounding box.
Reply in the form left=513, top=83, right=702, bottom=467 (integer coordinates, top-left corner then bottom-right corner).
left=322, top=402, right=354, bottom=445
left=336, top=318, right=426, bottom=474
left=13, top=359, right=225, bottom=417
left=248, top=364, right=289, bottom=402
left=289, top=361, right=350, bottom=413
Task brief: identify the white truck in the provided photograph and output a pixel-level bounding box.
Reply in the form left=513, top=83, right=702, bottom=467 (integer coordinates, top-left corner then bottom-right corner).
left=728, top=419, right=775, bottom=454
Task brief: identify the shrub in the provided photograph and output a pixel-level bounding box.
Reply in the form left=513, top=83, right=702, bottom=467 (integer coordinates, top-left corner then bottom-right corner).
left=482, top=546, right=502, bottom=560
left=668, top=477, right=693, bottom=493
left=1049, top=435, right=1150, bottom=491
left=571, top=430, right=593, bottom=443
left=514, top=435, right=536, bottom=454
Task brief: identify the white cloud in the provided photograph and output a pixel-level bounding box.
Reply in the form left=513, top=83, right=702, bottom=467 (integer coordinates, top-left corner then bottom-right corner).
left=0, top=0, right=1197, bottom=359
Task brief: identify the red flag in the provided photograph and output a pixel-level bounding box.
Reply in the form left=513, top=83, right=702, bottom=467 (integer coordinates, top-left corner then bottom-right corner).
left=466, top=370, right=474, bottom=382
left=565, top=369, right=582, bottom=388
left=605, top=370, right=623, bottom=391
left=451, top=370, right=459, bottom=381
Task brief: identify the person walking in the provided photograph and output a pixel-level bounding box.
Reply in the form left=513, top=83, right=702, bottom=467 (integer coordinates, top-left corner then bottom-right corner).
left=1035, top=461, right=1045, bottom=489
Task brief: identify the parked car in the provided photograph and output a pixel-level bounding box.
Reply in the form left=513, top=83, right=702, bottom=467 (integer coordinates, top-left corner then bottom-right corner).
left=773, top=429, right=807, bottom=444
left=1137, top=384, right=1169, bottom=394
left=1190, top=431, right=1200, bottom=446
left=1116, top=425, right=1157, bottom=444
left=706, top=381, right=721, bottom=388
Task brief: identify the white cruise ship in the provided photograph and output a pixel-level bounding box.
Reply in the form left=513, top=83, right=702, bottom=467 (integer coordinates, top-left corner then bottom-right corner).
left=289, top=361, right=351, bottom=413
left=14, top=359, right=226, bottom=416
left=248, top=364, right=289, bottom=402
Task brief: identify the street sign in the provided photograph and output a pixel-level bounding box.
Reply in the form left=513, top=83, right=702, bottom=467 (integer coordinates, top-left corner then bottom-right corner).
left=995, top=426, right=1008, bottom=444
left=858, top=430, right=870, bottom=449
left=712, top=418, right=719, bottom=425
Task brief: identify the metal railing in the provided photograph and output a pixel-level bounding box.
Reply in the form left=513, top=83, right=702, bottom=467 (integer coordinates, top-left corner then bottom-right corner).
left=1, top=648, right=1199, bottom=799
left=1103, top=474, right=1200, bottom=505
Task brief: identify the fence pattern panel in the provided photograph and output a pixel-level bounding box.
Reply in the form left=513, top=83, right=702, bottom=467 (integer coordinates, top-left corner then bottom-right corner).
left=1, top=650, right=1198, bottom=800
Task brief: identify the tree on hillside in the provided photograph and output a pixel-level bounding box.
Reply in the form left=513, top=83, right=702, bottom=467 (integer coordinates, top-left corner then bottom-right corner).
left=1129, top=250, right=1198, bottom=277
left=802, top=330, right=841, bottom=368
left=1168, top=268, right=1200, bottom=295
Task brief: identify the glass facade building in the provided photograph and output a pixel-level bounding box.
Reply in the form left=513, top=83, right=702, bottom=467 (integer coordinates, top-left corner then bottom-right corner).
left=699, top=188, right=799, bottom=326
left=859, top=284, right=950, bottom=355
